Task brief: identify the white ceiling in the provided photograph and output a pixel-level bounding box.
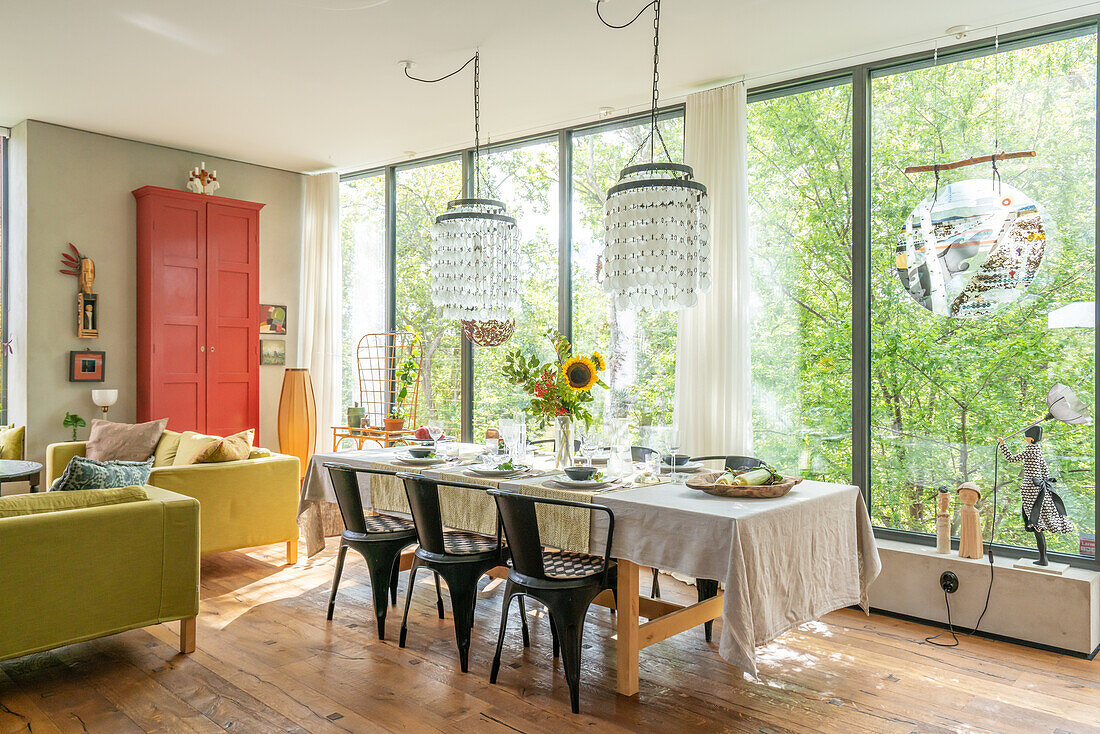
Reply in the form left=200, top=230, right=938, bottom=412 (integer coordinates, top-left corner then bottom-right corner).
left=1, top=0, right=1097, bottom=173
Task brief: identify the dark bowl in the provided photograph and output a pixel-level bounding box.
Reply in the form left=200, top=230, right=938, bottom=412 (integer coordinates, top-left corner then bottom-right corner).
left=407, top=447, right=433, bottom=458
left=564, top=465, right=598, bottom=481
left=725, top=456, right=765, bottom=472
left=662, top=453, right=690, bottom=466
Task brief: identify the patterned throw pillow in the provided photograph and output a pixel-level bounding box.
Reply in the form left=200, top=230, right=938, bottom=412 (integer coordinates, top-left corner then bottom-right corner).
left=49, top=456, right=154, bottom=492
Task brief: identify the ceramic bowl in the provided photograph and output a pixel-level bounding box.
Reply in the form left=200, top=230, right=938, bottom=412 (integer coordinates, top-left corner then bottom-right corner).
left=407, top=447, right=433, bottom=458
left=563, top=465, right=598, bottom=481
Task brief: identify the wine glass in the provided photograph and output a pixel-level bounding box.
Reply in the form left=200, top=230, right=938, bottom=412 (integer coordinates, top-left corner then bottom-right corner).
left=578, top=428, right=597, bottom=467
left=428, top=417, right=444, bottom=449
left=667, top=427, right=683, bottom=481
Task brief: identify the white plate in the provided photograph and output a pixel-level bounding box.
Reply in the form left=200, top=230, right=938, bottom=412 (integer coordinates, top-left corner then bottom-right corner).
left=547, top=476, right=619, bottom=490
left=466, top=465, right=530, bottom=478
left=661, top=460, right=705, bottom=472
left=393, top=455, right=448, bottom=466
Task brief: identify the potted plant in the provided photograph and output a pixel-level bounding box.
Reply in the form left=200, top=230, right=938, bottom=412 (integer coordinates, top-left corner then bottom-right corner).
left=384, top=355, right=418, bottom=433
left=63, top=411, right=86, bottom=442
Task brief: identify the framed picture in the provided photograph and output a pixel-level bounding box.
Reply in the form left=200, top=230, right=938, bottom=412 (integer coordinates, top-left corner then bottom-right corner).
left=69, top=350, right=105, bottom=382
left=77, top=293, right=99, bottom=338
left=260, top=304, right=287, bottom=334
left=260, top=339, right=286, bottom=366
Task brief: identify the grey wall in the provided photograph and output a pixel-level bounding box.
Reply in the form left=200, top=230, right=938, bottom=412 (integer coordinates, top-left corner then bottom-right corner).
left=8, top=121, right=305, bottom=461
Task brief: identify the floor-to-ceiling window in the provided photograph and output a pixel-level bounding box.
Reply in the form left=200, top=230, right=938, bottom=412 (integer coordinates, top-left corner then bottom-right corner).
left=571, top=115, right=683, bottom=439
left=472, top=139, right=559, bottom=437
left=747, top=80, right=854, bottom=484
left=395, top=157, right=464, bottom=432
left=869, top=30, right=1097, bottom=558
left=338, top=172, right=386, bottom=417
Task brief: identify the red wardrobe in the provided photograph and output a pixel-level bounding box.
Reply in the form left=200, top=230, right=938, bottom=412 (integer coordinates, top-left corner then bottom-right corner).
left=133, top=186, right=263, bottom=438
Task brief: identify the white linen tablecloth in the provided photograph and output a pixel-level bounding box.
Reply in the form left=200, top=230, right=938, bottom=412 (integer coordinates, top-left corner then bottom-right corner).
left=589, top=480, right=881, bottom=676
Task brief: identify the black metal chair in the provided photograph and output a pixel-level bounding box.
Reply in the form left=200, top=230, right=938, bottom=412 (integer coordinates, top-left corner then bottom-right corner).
left=686, top=455, right=763, bottom=641
left=486, top=489, right=616, bottom=714
left=396, top=472, right=528, bottom=673
left=324, top=464, right=445, bottom=639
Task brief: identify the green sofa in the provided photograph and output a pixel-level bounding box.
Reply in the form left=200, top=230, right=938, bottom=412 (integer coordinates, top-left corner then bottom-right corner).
left=0, top=486, right=200, bottom=661
left=46, top=441, right=302, bottom=564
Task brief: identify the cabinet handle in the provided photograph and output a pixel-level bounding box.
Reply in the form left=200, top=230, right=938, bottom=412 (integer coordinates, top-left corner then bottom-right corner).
left=200, top=346, right=205, bottom=352
left=210, top=346, right=215, bottom=352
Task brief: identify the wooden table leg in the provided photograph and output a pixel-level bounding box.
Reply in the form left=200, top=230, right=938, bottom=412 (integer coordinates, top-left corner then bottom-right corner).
left=616, top=558, right=640, bottom=696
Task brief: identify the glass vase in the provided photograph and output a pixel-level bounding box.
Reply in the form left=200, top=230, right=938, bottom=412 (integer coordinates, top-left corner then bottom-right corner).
left=555, top=416, right=574, bottom=469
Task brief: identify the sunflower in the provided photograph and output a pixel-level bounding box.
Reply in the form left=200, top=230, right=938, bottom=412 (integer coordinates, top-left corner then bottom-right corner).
left=591, top=351, right=607, bottom=372
left=562, top=356, right=599, bottom=391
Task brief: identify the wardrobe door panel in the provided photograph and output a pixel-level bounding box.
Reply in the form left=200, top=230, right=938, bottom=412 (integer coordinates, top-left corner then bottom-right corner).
left=137, top=195, right=207, bottom=431
left=205, top=203, right=260, bottom=438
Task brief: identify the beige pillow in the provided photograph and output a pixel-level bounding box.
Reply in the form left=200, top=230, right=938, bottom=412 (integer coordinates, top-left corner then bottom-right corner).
left=0, top=424, right=24, bottom=460
left=85, top=418, right=167, bottom=462
left=153, top=429, right=182, bottom=467
left=174, top=429, right=255, bottom=465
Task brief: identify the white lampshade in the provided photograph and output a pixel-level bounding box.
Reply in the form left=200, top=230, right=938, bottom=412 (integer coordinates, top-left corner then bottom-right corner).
left=91, top=389, right=118, bottom=408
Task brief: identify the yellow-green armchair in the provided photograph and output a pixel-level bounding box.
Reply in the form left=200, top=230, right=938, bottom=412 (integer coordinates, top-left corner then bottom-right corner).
left=46, top=442, right=301, bottom=564
left=0, top=486, right=200, bottom=661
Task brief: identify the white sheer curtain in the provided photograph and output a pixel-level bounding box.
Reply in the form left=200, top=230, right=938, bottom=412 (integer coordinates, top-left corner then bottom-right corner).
left=298, top=172, right=342, bottom=452
left=675, top=82, right=752, bottom=456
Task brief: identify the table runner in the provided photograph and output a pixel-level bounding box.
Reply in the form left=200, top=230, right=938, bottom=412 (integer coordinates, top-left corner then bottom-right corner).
left=297, top=447, right=639, bottom=555
left=590, top=480, right=880, bottom=677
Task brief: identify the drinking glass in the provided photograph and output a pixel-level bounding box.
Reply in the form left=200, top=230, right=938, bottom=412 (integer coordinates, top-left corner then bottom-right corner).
left=667, top=427, right=683, bottom=481
left=427, top=417, right=444, bottom=447
left=513, top=413, right=528, bottom=461
left=578, top=429, right=597, bottom=467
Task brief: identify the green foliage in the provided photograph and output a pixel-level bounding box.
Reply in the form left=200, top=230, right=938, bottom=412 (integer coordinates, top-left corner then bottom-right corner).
left=63, top=411, right=86, bottom=442
left=500, top=330, right=606, bottom=430
left=390, top=353, right=419, bottom=419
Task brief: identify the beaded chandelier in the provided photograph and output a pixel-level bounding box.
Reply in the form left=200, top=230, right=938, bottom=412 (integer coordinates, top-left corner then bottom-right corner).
left=598, top=0, right=711, bottom=311
left=408, top=53, right=520, bottom=340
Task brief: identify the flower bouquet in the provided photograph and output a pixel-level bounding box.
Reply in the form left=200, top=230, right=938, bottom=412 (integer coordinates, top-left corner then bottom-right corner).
left=501, top=330, right=608, bottom=467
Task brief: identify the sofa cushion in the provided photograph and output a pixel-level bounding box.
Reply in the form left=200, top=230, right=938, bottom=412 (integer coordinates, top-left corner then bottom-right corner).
left=153, top=429, right=182, bottom=467
left=0, top=424, right=24, bottom=460
left=0, top=486, right=148, bottom=518
left=175, top=429, right=255, bottom=465
left=248, top=447, right=273, bottom=459
left=49, top=456, right=154, bottom=492
left=85, top=418, right=167, bottom=462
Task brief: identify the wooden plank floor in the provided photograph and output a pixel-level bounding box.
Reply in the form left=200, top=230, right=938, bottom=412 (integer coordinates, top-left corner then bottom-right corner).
left=3, top=541, right=1099, bottom=734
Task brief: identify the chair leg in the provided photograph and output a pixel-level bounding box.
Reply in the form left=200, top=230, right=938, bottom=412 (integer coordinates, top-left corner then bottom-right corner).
left=518, top=594, right=530, bottom=648
left=399, top=560, right=420, bottom=648
left=286, top=539, right=298, bottom=566
left=364, top=550, right=400, bottom=640
left=327, top=543, right=349, bottom=621
left=490, top=582, right=516, bottom=684
left=651, top=567, right=661, bottom=599
left=434, top=572, right=445, bottom=619
left=179, top=616, right=197, bottom=654
left=550, top=613, right=559, bottom=659
left=549, top=601, right=588, bottom=714
left=697, top=578, right=720, bottom=643
left=441, top=567, right=483, bottom=673
left=389, top=558, right=400, bottom=606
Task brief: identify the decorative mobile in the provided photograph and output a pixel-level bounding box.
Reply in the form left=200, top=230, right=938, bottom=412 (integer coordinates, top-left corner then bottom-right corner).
left=187, top=161, right=220, bottom=195
left=597, top=0, right=711, bottom=311
left=897, top=151, right=1044, bottom=319
left=405, top=53, right=521, bottom=345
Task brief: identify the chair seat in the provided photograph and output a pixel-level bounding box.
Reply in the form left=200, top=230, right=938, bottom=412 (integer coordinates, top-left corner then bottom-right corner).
left=542, top=549, right=607, bottom=580
left=442, top=529, right=499, bottom=555
left=361, top=514, right=416, bottom=533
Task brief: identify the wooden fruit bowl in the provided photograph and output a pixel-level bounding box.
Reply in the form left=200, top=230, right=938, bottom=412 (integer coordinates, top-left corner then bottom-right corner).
left=686, top=472, right=802, bottom=498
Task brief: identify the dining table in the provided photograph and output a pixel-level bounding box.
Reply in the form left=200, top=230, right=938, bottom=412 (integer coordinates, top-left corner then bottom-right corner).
left=297, top=444, right=881, bottom=695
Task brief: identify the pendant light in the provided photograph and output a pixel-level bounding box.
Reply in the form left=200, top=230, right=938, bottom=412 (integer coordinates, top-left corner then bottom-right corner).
left=406, top=53, right=520, bottom=345
left=598, top=0, right=711, bottom=310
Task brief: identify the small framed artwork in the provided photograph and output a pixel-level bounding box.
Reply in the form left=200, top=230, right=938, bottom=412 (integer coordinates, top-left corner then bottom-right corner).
left=77, top=292, right=99, bottom=338
left=260, top=304, right=287, bottom=334
left=260, top=339, right=286, bottom=366
left=69, top=350, right=106, bottom=382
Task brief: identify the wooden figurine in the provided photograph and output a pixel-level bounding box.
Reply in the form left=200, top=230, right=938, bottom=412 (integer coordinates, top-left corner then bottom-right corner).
left=935, top=487, right=951, bottom=554
left=61, top=244, right=99, bottom=338
left=59, top=243, right=94, bottom=293
left=957, top=482, right=984, bottom=559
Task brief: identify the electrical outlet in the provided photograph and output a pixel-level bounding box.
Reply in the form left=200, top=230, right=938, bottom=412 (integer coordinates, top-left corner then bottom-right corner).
left=940, top=571, right=959, bottom=594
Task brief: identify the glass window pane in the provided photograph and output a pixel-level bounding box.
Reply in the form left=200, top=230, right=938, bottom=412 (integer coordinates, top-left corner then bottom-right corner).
left=472, top=139, right=559, bottom=438
left=870, top=32, right=1097, bottom=557
left=748, top=82, right=854, bottom=483
left=571, top=116, right=684, bottom=439
left=339, top=174, right=387, bottom=417
left=396, top=158, right=464, bottom=433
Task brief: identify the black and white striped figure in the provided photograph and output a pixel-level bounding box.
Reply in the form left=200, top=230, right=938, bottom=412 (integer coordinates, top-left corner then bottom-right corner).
left=998, top=425, right=1073, bottom=565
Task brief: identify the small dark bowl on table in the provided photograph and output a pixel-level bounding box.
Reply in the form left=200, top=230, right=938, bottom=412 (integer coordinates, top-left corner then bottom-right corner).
left=563, top=465, right=598, bottom=481
left=662, top=453, right=690, bottom=466
left=407, top=447, right=433, bottom=458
